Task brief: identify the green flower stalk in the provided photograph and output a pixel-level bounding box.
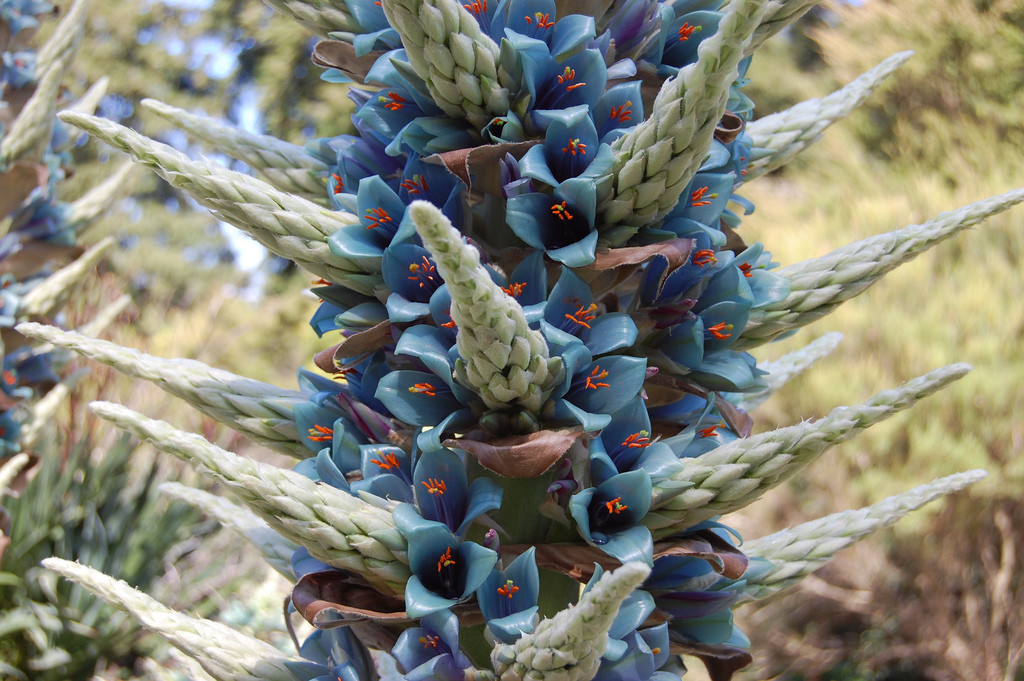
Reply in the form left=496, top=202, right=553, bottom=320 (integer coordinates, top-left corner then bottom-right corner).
left=732, top=332, right=844, bottom=411
left=735, top=188, right=1024, bottom=349
left=160, top=482, right=299, bottom=579
left=409, top=200, right=561, bottom=416
left=597, top=0, right=771, bottom=237
left=0, top=453, right=31, bottom=499
left=41, top=558, right=304, bottom=681
left=62, top=161, right=136, bottom=233
left=740, top=470, right=988, bottom=600
left=33, top=0, right=89, bottom=76
left=18, top=237, right=115, bottom=318
left=744, top=51, right=914, bottom=181
left=55, top=111, right=383, bottom=295
left=0, top=0, right=88, bottom=165
left=646, top=363, right=971, bottom=535
left=16, top=322, right=309, bottom=456
left=380, top=0, right=511, bottom=129
left=491, top=562, right=651, bottom=681
left=141, top=98, right=329, bottom=203
left=745, top=0, right=829, bottom=56
left=263, top=0, right=358, bottom=39
left=0, top=62, right=63, bottom=166
left=88, top=401, right=411, bottom=595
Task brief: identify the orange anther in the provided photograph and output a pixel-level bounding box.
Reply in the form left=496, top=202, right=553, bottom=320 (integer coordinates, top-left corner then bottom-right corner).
left=307, top=424, right=334, bottom=442
left=707, top=322, right=733, bottom=339
left=422, top=477, right=447, bottom=495
left=609, top=100, right=633, bottom=123
left=565, top=303, right=598, bottom=329
left=409, top=382, right=437, bottom=397
left=584, top=366, right=611, bottom=390
left=604, top=496, right=627, bottom=514
left=437, top=546, right=456, bottom=572
left=692, top=249, right=717, bottom=267
left=497, top=580, right=520, bottom=598
left=621, top=431, right=651, bottom=449
left=371, top=452, right=400, bottom=470
left=551, top=201, right=574, bottom=221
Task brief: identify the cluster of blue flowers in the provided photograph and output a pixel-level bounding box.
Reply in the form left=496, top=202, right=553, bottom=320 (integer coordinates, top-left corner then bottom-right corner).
left=1, top=0, right=79, bottom=456
left=284, top=0, right=791, bottom=678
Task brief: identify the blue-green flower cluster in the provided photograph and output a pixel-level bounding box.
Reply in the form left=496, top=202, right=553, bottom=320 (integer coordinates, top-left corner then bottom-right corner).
left=278, top=0, right=794, bottom=678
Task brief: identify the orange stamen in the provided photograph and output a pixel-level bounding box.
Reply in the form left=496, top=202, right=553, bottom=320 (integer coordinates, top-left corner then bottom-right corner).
left=409, top=382, right=437, bottom=397
left=330, top=173, right=344, bottom=193
left=400, top=174, right=430, bottom=195
left=422, top=477, right=447, bottom=495
left=565, top=303, right=597, bottom=329
left=621, top=431, right=651, bottom=449
left=605, top=496, right=627, bottom=514
left=584, top=366, right=611, bottom=390
left=707, top=322, right=733, bottom=339
left=692, top=249, right=717, bottom=267
left=371, top=452, right=400, bottom=470
left=408, top=256, right=437, bottom=288
left=551, top=201, right=574, bottom=221
left=562, top=138, right=587, bottom=156
left=463, top=0, right=486, bottom=14
left=419, top=634, right=440, bottom=649
left=307, top=424, right=334, bottom=442
left=381, top=91, right=406, bottom=111
left=739, top=262, right=753, bottom=277
left=502, top=282, right=527, bottom=298
left=689, top=185, right=717, bottom=207
left=609, top=100, right=633, bottom=123
left=678, top=22, right=701, bottom=41
left=698, top=423, right=721, bottom=438
left=437, top=546, right=456, bottom=572
left=557, top=66, right=586, bottom=92
left=524, top=12, right=554, bottom=28
left=365, top=206, right=393, bottom=229
left=497, top=580, right=519, bottom=599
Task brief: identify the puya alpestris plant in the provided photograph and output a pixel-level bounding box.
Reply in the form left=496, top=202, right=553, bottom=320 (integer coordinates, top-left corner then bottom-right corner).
left=24, top=0, right=1024, bottom=679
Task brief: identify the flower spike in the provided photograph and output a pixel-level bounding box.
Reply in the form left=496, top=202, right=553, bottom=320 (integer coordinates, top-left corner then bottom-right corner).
left=63, top=161, right=136, bottom=234
left=490, top=561, right=651, bottom=681
left=262, top=0, right=358, bottom=39
left=17, top=323, right=311, bottom=456
left=0, top=63, right=63, bottom=166
left=735, top=188, right=1024, bottom=349
left=732, top=332, right=844, bottom=411
left=17, top=238, right=116, bottom=318
left=379, top=0, right=511, bottom=129
left=141, top=98, right=329, bottom=203
left=744, top=51, right=913, bottom=181
left=741, top=470, right=987, bottom=600
left=88, top=401, right=411, bottom=594
left=745, top=0, right=825, bottom=56
left=56, top=111, right=382, bottom=295
left=408, top=200, right=561, bottom=416
left=646, top=363, right=972, bottom=535
left=42, top=558, right=305, bottom=681
left=160, top=482, right=299, bottom=579
left=597, top=0, right=772, bottom=237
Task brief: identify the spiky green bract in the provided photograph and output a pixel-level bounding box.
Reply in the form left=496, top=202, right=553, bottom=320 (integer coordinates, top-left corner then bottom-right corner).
left=597, top=0, right=771, bottom=239
left=491, top=562, right=651, bottom=681
left=741, top=470, right=987, bottom=600
left=408, top=201, right=560, bottom=415
left=0, top=64, right=63, bottom=167
left=263, top=0, right=357, bottom=39
left=0, top=0, right=88, bottom=165
left=646, top=364, right=971, bottom=536
left=745, top=0, right=823, bottom=55
left=56, top=111, right=382, bottom=296
left=18, top=238, right=115, bottom=318
left=41, top=558, right=303, bottom=681
left=159, top=482, right=299, bottom=579
left=16, top=323, right=309, bottom=456
left=380, top=0, right=510, bottom=129
left=744, top=52, right=913, bottom=181
left=732, top=332, right=843, bottom=411
left=66, top=76, right=109, bottom=116
left=87, top=401, right=411, bottom=595
left=63, top=162, right=136, bottom=233
left=735, top=188, right=1024, bottom=349
left=141, top=99, right=329, bottom=203
left=34, top=0, right=90, bottom=75
left=0, top=453, right=32, bottom=499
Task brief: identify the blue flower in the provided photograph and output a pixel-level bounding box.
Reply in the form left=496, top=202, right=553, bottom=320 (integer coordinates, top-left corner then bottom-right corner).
left=569, top=468, right=653, bottom=565
left=391, top=610, right=473, bottom=681
left=412, top=447, right=503, bottom=537
left=393, top=504, right=497, bottom=617
left=291, top=627, right=375, bottom=681
left=475, top=546, right=541, bottom=642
